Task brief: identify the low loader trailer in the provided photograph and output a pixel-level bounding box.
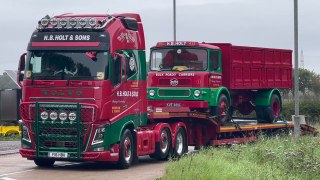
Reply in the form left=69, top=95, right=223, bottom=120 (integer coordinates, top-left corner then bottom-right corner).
left=17, top=13, right=315, bottom=169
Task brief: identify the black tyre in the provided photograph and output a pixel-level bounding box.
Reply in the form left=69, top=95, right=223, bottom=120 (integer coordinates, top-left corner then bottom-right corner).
left=34, top=159, right=55, bottom=167
left=211, top=94, right=230, bottom=124
left=118, top=129, right=133, bottom=169
left=173, top=127, right=187, bottom=158
left=256, top=94, right=281, bottom=123
left=150, top=127, right=171, bottom=160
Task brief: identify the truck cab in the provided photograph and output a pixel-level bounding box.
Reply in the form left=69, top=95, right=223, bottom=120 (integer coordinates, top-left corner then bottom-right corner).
left=147, top=41, right=229, bottom=122
left=18, top=13, right=147, bottom=168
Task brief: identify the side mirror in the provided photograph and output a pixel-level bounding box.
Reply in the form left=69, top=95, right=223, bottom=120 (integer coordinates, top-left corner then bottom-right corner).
left=17, top=53, right=26, bottom=88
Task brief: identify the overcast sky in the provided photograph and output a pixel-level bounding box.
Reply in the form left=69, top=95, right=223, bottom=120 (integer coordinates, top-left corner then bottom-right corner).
left=0, top=0, right=319, bottom=73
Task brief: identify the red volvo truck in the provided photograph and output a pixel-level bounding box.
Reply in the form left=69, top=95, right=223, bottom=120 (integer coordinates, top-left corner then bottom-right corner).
left=18, top=13, right=309, bottom=169
left=148, top=41, right=292, bottom=124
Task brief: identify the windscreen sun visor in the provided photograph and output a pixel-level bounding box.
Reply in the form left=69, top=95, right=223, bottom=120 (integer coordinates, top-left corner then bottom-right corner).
left=27, top=31, right=110, bottom=51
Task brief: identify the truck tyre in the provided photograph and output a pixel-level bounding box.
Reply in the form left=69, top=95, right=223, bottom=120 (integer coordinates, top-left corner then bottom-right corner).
left=150, top=127, right=171, bottom=160
left=34, top=159, right=55, bottom=167
left=265, top=94, right=281, bottom=123
left=211, top=94, right=230, bottom=125
left=256, top=94, right=281, bottom=123
left=118, top=129, right=133, bottom=169
left=173, top=127, right=187, bottom=158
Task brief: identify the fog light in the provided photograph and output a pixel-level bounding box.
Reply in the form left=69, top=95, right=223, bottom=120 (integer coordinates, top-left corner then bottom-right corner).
left=69, top=18, right=77, bottom=27
left=40, top=111, right=48, bottom=120
left=59, top=112, right=67, bottom=121
left=50, top=111, right=58, bottom=121
left=69, top=112, right=77, bottom=121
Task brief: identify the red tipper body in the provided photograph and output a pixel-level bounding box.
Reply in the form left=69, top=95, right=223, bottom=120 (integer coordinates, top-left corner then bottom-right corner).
left=210, top=43, right=292, bottom=89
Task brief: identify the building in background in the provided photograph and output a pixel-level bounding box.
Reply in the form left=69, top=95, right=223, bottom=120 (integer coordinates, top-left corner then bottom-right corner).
left=0, top=70, right=21, bottom=124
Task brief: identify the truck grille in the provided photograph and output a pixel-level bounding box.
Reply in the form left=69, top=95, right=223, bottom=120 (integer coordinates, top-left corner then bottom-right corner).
left=158, top=89, right=191, bottom=97
left=22, top=103, right=94, bottom=159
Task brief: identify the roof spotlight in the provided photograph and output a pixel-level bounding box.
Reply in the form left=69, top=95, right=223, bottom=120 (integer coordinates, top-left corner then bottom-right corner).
left=88, top=18, right=97, bottom=27
left=69, top=18, right=77, bottom=27
left=79, top=18, right=87, bottom=27
left=59, top=18, right=67, bottom=27
left=40, top=18, right=50, bottom=27
left=50, top=18, right=58, bottom=27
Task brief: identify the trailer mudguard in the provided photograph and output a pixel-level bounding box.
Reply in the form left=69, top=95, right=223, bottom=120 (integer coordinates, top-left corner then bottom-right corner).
left=254, top=88, right=282, bottom=107
left=209, top=87, right=231, bottom=106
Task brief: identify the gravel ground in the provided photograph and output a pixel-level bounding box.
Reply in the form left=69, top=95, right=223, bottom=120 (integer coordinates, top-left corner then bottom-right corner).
left=0, top=141, right=20, bottom=155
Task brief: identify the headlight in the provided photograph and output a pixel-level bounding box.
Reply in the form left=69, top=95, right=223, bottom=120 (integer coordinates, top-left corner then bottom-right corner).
left=50, top=111, right=58, bottom=121
left=69, top=112, right=77, bottom=121
left=92, top=126, right=106, bottom=145
left=194, top=90, right=201, bottom=97
left=22, top=125, right=31, bottom=142
left=149, top=89, right=155, bottom=97
left=59, top=112, right=68, bottom=121
left=40, top=111, right=49, bottom=120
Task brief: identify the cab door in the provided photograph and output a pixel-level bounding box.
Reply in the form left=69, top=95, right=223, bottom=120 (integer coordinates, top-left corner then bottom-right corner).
left=209, top=50, right=222, bottom=87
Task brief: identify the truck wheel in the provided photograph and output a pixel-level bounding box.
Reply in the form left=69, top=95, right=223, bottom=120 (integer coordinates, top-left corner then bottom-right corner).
left=211, top=94, right=230, bottom=124
left=150, top=127, right=171, bottom=160
left=265, top=94, right=281, bottom=123
left=118, top=129, right=133, bottom=169
left=173, top=127, right=187, bottom=158
left=34, top=159, right=55, bottom=167
left=237, top=102, right=254, bottom=116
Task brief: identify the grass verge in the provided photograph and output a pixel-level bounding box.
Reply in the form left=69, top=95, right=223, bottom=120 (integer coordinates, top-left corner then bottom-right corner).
left=164, top=135, right=320, bottom=180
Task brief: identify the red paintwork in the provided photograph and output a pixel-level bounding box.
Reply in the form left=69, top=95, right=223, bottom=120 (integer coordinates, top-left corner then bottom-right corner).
left=32, top=42, right=100, bottom=47
left=210, top=43, right=292, bottom=89
left=136, top=130, right=156, bottom=156
left=19, top=149, right=119, bottom=162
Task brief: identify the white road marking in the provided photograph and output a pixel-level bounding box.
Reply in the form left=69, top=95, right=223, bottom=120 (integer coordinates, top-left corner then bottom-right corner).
left=0, top=177, right=17, bottom=180
left=0, top=170, right=33, bottom=177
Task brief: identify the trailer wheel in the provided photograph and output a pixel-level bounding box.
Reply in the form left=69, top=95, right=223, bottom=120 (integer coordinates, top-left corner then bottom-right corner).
left=118, top=129, right=133, bottom=169
left=173, top=127, right=187, bottom=158
left=150, top=127, right=171, bottom=160
left=211, top=94, right=230, bottom=124
left=34, top=159, right=55, bottom=167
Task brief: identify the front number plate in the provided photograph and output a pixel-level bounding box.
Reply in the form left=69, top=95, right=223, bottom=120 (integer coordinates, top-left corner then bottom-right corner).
left=48, top=152, right=69, bottom=158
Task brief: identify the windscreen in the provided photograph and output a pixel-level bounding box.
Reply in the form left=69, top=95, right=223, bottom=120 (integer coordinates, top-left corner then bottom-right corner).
left=150, top=48, right=208, bottom=71
left=25, top=51, right=108, bottom=80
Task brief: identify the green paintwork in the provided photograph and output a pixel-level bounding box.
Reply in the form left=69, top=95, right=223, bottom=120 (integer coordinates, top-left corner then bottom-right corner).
left=254, top=88, right=282, bottom=107
left=148, top=87, right=230, bottom=107
left=98, top=113, right=147, bottom=151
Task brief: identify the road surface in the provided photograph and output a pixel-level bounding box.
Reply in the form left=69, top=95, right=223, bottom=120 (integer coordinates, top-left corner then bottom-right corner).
left=0, top=153, right=167, bottom=180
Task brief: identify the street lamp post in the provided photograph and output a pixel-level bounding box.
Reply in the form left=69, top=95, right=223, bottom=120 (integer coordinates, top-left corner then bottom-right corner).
left=173, top=0, right=176, bottom=41
left=294, top=0, right=301, bottom=137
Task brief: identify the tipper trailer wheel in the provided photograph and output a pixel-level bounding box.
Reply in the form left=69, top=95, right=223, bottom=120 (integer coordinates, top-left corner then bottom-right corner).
left=118, top=129, right=133, bottom=169
left=211, top=94, right=230, bottom=125
left=34, top=159, right=55, bottom=167
left=256, top=94, right=281, bottom=123
left=150, top=127, right=171, bottom=160
left=173, top=127, right=187, bottom=158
